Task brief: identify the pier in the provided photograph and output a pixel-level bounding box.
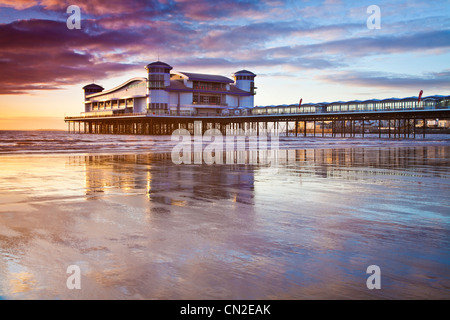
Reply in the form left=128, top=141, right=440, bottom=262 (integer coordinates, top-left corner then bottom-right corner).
left=66, top=61, right=450, bottom=139
left=65, top=107, right=450, bottom=139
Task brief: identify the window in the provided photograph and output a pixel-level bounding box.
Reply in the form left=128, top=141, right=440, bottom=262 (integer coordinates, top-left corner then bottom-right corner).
left=250, top=82, right=255, bottom=94
left=193, top=94, right=222, bottom=105
left=437, top=99, right=450, bottom=107
left=193, top=81, right=225, bottom=91
left=235, top=75, right=254, bottom=81
left=149, top=103, right=168, bottom=110
left=149, top=67, right=169, bottom=73
left=149, top=74, right=165, bottom=89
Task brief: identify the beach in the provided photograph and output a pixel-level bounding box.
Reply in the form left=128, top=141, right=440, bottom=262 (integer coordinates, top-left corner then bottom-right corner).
left=0, top=131, right=449, bottom=299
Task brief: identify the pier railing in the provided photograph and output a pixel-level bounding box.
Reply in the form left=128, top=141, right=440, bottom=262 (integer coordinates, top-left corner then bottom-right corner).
left=65, top=105, right=450, bottom=121
left=65, top=112, right=147, bottom=120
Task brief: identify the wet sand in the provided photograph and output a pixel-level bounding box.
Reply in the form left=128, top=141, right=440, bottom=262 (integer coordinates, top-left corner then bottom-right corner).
left=0, top=144, right=449, bottom=299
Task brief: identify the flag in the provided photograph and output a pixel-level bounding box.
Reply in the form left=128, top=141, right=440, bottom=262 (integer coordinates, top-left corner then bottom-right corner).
left=299, top=98, right=302, bottom=107
left=418, top=90, right=423, bottom=103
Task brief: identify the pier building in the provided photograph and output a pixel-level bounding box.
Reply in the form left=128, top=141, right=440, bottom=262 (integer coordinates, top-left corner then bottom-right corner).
left=82, top=61, right=256, bottom=117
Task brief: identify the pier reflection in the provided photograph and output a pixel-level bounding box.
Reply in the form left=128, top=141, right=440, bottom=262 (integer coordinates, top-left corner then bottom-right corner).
left=275, top=146, right=449, bottom=179
left=73, top=145, right=449, bottom=199
left=79, top=153, right=256, bottom=205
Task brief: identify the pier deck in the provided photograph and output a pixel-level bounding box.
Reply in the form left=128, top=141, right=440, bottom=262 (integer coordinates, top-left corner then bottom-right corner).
left=65, top=108, right=450, bottom=138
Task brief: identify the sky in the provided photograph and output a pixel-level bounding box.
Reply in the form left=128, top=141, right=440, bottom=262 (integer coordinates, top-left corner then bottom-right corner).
left=0, top=0, right=449, bottom=130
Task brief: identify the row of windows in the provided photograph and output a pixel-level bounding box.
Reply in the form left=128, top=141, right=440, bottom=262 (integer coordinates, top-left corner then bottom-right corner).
left=148, top=67, right=170, bottom=73
left=149, top=82, right=165, bottom=89
left=438, top=99, right=450, bottom=107
left=149, top=74, right=165, bottom=81
left=125, top=82, right=146, bottom=90
left=149, top=103, right=168, bottom=110
left=235, top=75, right=254, bottom=80
left=327, top=101, right=434, bottom=112
left=85, top=88, right=102, bottom=94
left=193, top=81, right=226, bottom=91
left=249, top=99, right=448, bottom=115
left=148, top=74, right=166, bottom=89
left=91, top=99, right=133, bottom=110
left=193, top=94, right=223, bottom=105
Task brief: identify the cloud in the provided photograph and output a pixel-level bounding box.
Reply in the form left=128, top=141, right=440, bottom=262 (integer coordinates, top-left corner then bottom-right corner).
left=0, top=0, right=449, bottom=96
left=0, top=0, right=37, bottom=10
left=0, top=0, right=265, bottom=19
left=318, top=70, right=450, bottom=90
left=0, top=0, right=162, bottom=15
left=311, top=30, right=450, bottom=57
left=0, top=19, right=141, bottom=94
left=200, top=22, right=299, bottom=51
left=260, top=29, right=450, bottom=60
left=171, top=0, right=263, bottom=21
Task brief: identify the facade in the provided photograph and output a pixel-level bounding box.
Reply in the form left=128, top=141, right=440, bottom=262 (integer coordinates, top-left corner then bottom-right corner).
left=82, top=61, right=256, bottom=117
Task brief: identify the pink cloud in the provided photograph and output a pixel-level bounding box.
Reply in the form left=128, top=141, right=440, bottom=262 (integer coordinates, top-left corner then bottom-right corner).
left=0, top=19, right=142, bottom=94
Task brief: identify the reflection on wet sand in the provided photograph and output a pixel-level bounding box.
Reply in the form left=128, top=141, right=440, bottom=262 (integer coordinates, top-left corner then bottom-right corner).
left=80, top=146, right=449, bottom=196
left=9, top=271, right=37, bottom=294
left=0, top=146, right=449, bottom=299
left=81, top=153, right=255, bottom=206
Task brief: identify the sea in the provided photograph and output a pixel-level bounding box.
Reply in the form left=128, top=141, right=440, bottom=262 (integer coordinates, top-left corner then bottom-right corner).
left=0, top=130, right=449, bottom=299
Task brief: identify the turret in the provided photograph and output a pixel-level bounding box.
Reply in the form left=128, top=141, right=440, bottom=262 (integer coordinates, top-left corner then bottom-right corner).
left=233, top=70, right=256, bottom=108
left=82, top=83, right=104, bottom=100
left=145, top=61, right=172, bottom=114
left=233, top=70, right=256, bottom=95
